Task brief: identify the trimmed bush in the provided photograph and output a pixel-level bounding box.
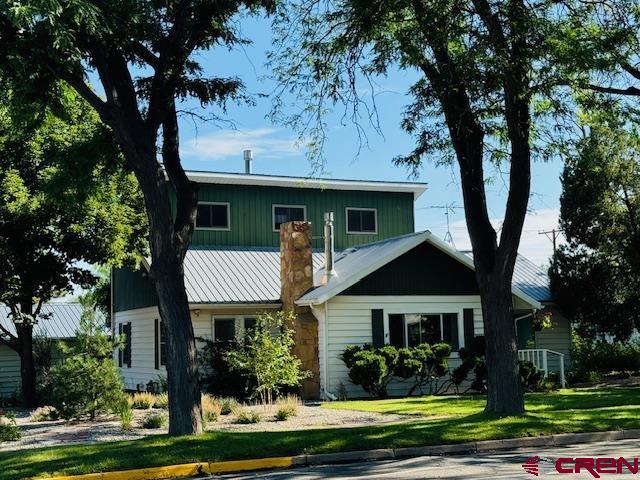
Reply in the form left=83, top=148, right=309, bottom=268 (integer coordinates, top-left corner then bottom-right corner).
left=0, top=413, right=21, bottom=442
left=130, top=392, right=156, bottom=410
left=142, top=413, right=167, bottom=429
left=568, top=335, right=640, bottom=384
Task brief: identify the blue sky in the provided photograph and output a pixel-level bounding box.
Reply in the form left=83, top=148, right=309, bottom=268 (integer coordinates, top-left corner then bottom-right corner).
left=175, top=14, right=564, bottom=266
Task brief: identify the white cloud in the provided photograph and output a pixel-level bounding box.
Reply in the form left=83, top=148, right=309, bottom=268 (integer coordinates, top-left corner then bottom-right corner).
left=444, top=209, right=564, bottom=267
left=181, top=128, right=300, bottom=161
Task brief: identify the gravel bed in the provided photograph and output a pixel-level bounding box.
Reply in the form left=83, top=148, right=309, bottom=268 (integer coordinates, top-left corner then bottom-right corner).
left=1, top=404, right=410, bottom=451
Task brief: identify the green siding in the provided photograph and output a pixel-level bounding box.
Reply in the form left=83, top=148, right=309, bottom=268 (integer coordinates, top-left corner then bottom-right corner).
left=341, top=242, right=480, bottom=296
left=189, top=184, right=415, bottom=250
left=113, top=266, right=157, bottom=312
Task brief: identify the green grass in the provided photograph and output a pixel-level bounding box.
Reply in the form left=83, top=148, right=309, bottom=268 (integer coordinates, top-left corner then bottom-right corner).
left=1, top=387, right=639, bottom=480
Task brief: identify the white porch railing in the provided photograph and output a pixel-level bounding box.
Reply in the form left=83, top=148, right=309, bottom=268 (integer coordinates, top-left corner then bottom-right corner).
left=518, top=349, right=566, bottom=388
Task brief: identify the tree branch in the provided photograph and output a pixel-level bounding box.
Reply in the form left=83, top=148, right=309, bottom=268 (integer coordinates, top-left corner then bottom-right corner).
left=587, top=84, right=640, bottom=96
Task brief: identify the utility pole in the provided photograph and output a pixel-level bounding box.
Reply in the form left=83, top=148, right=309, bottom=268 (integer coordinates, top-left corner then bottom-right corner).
left=538, top=228, right=563, bottom=275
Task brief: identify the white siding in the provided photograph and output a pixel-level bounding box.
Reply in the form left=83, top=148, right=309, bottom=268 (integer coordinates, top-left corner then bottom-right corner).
left=114, top=306, right=275, bottom=390
left=324, top=295, right=484, bottom=398
left=0, top=345, right=20, bottom=399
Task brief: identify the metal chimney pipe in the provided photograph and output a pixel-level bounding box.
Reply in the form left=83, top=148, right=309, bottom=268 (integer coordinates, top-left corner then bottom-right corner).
left=323, top=212, right=336, bottom=285
left=243, top=149, right=253, bottom=174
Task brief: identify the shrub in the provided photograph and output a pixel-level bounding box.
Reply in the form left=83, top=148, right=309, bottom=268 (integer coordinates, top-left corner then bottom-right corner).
left=49, top=306, right=126, bottom=419
left=342, top=343, right=452, bottom=398
left=232, top=405, right=262, bottom=424
left=115, top=400, right=133, bottom=431
left=275, top=395, right=301, bottom=421
left=130, top=392, right=156, bottom=410
left=568, top=334, right=640, bottom=384
left=29, top=406, right=59, bottom=422
left=153, top=393, right=169, bottom=409
left=219, top=397, right=239, bottom=415
left=142, top=413, right=167, bottom=429
left=227, top=312, right=311, bottom=404
left=199, top=338, right=253, bottom=400
left=0, top=413, right=21, bottom=442
left=145, top=376, right=167, bottom=394
left=201, top=394, right=222, bottom=426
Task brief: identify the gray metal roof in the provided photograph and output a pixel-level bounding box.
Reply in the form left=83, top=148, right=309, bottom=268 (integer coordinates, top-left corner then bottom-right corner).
left=297, top=231, right=551, bottom=306
left=0, top=303, right=83, bottom=339
left=184, top=247, right=325, bottom=304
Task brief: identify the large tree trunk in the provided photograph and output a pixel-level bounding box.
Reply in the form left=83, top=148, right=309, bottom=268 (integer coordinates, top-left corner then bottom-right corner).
left=479, top=275, right=523, bottom=414
left=153, top=257, right=202, bottom=435
left=17, top=302, right=36, bottom=408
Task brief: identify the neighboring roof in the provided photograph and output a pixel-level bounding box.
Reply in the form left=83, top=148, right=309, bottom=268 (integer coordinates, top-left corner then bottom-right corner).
left=296, top=231, right=548, bottom=308
left=0, top=303, right=83, bottom=339
left=184, top=170, right=428, bottom=200
left=461, top=251, right=552, bottom=303
left=183, top=247, right=325, bottom=304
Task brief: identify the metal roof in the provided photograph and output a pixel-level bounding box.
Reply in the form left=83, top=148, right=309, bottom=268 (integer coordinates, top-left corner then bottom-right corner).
left=0, top=303, right=83, bottom=339
left=297, top=231, right=549, bottom=308
left=183, top=247, right=325, bottom=304
left=184, top=171, right=428, bottom=199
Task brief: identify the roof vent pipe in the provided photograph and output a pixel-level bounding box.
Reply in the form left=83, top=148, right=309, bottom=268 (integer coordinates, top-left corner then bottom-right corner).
left=323, top=212, right=336, bottom=285
left=244, top=149, right=253, bottom=174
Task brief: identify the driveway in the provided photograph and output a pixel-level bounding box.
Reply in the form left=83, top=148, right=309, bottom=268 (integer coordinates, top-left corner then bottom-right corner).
left=213, top=438, right=640, bottom=479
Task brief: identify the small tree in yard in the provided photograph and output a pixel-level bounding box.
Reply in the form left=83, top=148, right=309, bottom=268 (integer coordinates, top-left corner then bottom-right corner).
left=50, top=298, right=125, bottom=420
left=228, top=312, right=310, bottom=405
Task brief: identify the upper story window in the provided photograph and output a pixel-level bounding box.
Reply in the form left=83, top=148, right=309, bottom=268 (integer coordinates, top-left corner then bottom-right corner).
left=196, top=202, right=230, bottom=230
left=346, top=207, right=377, bottom=234
left=273, top=204, right=306, bottom=232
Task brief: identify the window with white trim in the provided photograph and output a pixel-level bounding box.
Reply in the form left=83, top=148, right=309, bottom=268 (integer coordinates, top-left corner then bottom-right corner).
left=388, top=313, right=459, bottom=350
left=273, top=205, right=306, bottom=231
left=346, top=208, right=377, bottom=234
left=212, top=316, right=259, bottom=342
left=196, top=202, right=230, bottom=230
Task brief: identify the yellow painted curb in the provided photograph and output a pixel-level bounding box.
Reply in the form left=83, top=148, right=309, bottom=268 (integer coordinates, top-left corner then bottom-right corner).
left=209, top=457, right=293, bottom=474
left=43, top=457, right=293, bottom=480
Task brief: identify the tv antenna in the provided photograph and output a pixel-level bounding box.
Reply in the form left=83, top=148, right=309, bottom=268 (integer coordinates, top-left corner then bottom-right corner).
left=421, top=202, right=464, bottom=248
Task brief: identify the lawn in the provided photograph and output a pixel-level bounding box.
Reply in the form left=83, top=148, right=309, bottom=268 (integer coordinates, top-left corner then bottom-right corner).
left=1, top=387, right=639, bottom=480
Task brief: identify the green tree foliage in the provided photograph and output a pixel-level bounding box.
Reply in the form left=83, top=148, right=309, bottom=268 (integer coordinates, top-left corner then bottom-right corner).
left=272, top=0, right=565, bottom=414
left=342, top=343, right=452, bottom=398
left=227, top=312, right=310, bottom=404
left=0, top=85, right=146, bottom=407
left=551, top=105, right=640, bottom=340
left=0, top=0, right=276, bottom=435
left=49, top=298, right=126, bottom=419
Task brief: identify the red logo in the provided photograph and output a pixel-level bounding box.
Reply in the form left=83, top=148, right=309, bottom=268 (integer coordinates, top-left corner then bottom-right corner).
left=522, top=456, right=539, bottom=476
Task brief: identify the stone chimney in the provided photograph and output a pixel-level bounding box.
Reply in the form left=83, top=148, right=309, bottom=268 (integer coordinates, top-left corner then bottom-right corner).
left=280, top=221, right=320, bottom=399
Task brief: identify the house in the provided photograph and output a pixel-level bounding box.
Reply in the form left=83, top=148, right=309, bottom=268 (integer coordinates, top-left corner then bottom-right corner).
left=112, top=165, right=570, bottom=398
left=0, top=302, right=83, bottom=400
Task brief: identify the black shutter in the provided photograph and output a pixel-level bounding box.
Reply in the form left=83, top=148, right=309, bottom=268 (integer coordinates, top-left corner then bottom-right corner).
left=442, top=314, right=459, bottom=351
left=154, top=319, right=159, bottom=370
left=463, top=308, right=475, bottom=349
left=371, top=309, right=384, bottom=348
left=388, top=314, right=405, bottom=348
left=123, top=322, right=132, bottom=368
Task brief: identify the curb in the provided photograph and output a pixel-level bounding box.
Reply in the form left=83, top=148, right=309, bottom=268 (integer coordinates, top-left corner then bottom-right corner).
left=42, top=429, right=640, bottom=480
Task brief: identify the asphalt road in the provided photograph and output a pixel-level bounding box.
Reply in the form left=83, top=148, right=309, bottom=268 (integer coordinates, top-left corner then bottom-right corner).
left=211, top=438, right=640, bottom=479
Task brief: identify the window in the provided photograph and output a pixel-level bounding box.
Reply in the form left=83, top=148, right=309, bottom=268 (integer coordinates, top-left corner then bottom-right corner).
left=346, top=208, right=377, bottom=234
left=196, top=202, right=229, bottom=230
left=214, top=318, right=236, bottom=342
left=389, top=313, right=459, bottom=351
left=243, top=317, right=257, bottom=337
left=118, top=322, right=132, bottom=368
left=273, top=205, right=306, bottom=231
